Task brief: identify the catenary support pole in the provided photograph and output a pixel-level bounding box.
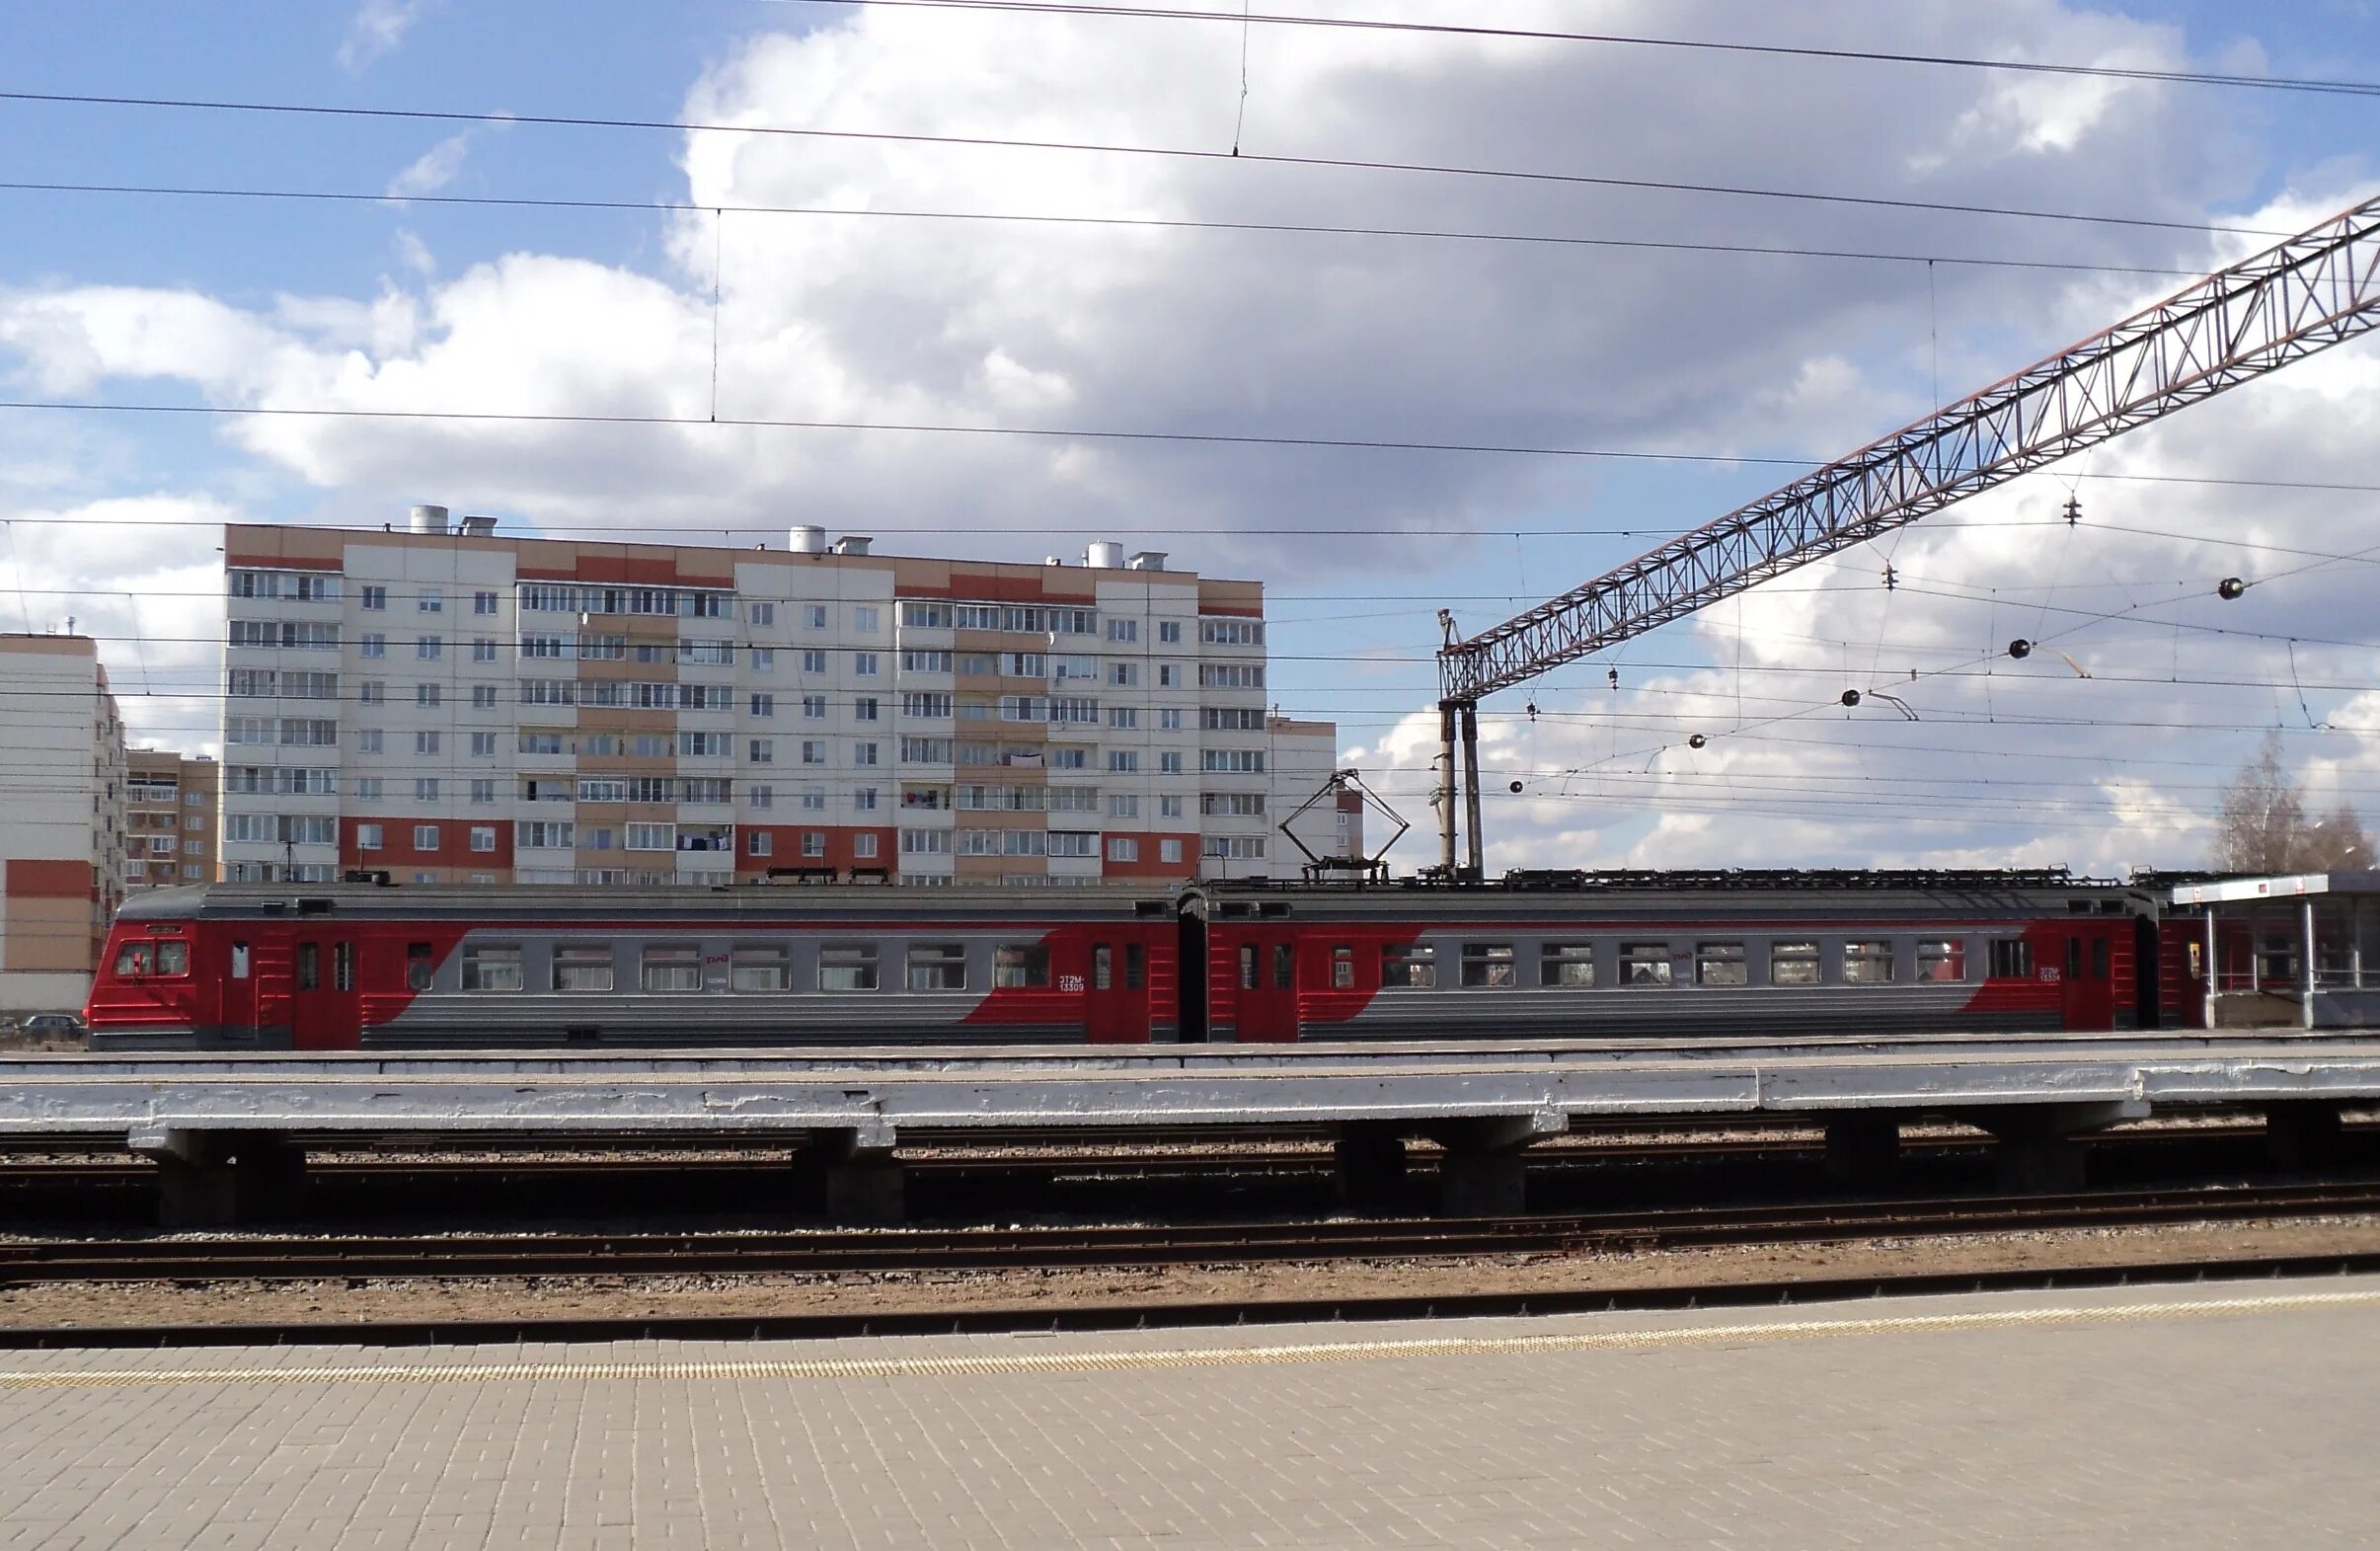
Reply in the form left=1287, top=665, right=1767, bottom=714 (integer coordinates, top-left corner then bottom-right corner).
left=2203, top=906, right=2218, bottom=1030
left=2302, top=896, right=2318, bottom=1030
left=1460, top=702, right=1485, bottom=881
left=1436, top=700, right=1459, bottom=879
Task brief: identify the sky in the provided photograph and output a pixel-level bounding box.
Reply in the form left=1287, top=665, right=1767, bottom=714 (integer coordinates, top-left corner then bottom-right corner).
left=1, top=0, right=2377, bottom=878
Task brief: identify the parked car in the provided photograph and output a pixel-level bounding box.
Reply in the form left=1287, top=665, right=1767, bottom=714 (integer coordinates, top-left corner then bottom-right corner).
left=21, top=1012, right=87, bottom=1040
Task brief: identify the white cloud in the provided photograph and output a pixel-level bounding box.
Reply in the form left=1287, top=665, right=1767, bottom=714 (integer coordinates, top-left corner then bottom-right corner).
left=338, top=0, right=427, bottom=71
left=386, top=132, right=474, bottom=198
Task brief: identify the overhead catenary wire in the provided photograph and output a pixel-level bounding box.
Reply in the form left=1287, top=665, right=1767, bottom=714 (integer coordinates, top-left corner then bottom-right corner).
left=0, top=90, right=2299, bottom=239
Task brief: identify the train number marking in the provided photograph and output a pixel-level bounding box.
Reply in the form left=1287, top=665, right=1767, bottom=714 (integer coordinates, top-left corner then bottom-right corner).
left=1058, top=974, right=1087, bottom=993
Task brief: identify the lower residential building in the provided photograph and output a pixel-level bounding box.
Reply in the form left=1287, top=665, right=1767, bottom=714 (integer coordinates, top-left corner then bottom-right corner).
left=0, top=635, right=126, bottom=1012
left=124, top=750, right=218, bottom=892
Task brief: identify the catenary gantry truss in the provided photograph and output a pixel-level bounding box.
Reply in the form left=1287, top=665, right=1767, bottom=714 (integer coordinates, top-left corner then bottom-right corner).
left=1431, top=193, right=2380, bottom=877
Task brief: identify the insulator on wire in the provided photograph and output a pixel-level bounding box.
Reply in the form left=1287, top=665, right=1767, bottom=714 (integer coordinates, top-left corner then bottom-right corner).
left=1524, top=699, right=1538, bottom=723
left=1507, top=780, right=1524, bottom=795
left=2063, top=494, right=2082, bottom=526
left=1881, top=564, right=1897, bottom=590
left=1688, top=734, right=1708, bottom=749
left=1840, top=689, right=1863, bottom=708
left=2008, top=638, right=2034, bottom=659
left=2218, top=577, right=2247, bottom=600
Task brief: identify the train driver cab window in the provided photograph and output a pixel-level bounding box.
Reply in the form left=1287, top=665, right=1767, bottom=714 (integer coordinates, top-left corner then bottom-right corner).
left=993, top=944, right=1049, bottom=989
left=1619, top=943, right=1672, bottom=986
left=906, top=943, right=966, bottom=991
left=1843, top=941, right=1894, bottom=985
left=1918, top=939, right=1967, bottom=982
left=731, top=946, right=791, bottom=992
left=115, top=941, right=188, bottom=976
left=1695, top=943, right=1747, bottom=986
left=230, top=941, right=250, bottom=980
left=1540, top=944, right=1594, bottom=987
left=819, top=944, right=882, bottom=992
left=641, top=946, right=703, bottom=993
left=295, top=942, right=320, bottom=991
left=1238, top=945, right=1257, bottom=990
left=1126, top=943, right=1145, bottom=990
left=1381, top=943, right=1435, bottom=989
left=1989, top=939, right=2034, bottom=979
left=2091, top=937, right=2110, bottom=979
left=460, top=946, right=524, bottom=992
left=406, top=942, right=434, bottom=992
left=1332, top=946, right=1354, bottom=990
left=1770, top=941, right=1819, bottom=985
left=553, top=945, right=615, bottom=993
left=1459, top=944, right=1515, bottom=988
left=1273, top=943, right=1294, bottom=989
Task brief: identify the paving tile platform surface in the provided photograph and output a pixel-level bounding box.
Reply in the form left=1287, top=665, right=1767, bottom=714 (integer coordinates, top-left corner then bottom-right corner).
left=2, top=1276, right=2375, bottom=1549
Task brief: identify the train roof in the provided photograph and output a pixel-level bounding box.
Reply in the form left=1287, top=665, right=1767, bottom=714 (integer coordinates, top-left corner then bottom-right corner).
left=116, top=868, right=2146, bottom=927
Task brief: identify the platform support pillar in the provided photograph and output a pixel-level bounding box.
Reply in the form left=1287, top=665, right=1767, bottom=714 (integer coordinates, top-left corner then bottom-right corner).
left=1823, top=1115, right=1900, bottom=1190
left=1334, top=1123, right=1407, bottom=1210
left=799, top=1121, right=904, bottom=1225
left=131, top=1128, right=307, bottom=1229
left=1968, top=1101, right=2144, bottom=1196
left=2265, top=1102, right=2346, bottom=1172
left=1427, top=1112, right=1564, bottom=1217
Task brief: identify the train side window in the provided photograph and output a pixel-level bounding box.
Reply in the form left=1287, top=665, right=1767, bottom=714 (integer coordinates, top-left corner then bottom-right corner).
left=1989, top=939, right=2034, bottom=978
left=1332, top=947, right=1354, bottom=990
left=113, top=943, right=155, bottom=976
left=295, top=942, right=320, bottom=992
left=905, top=943, right=966, bottom=991
left=230, top=942, right=250, bottom=980
left=732, top=946, right=791, bottom=992
left=1238, top=945, right=1257, bottom=990
left=1695, top=943, right=1747, bottom=986
left=333, top=942, right=354, bottom=993
left=1381, top=943, right=1435, bottom=988
left=553, top=945, right=615, bottom=993
left=406, top=943, right=434, bottom=992
left=1094, top=945, right=1113, bottom=992
left=1540, top=944, right=1594, bottom=987
left=2090, top=937, right=2109, bottom=979
left=1918, top=939, right=1966, bottom=982
left=2066, top=937, right=2083, bottom=980
left=1272, top=943, right=1294, bottom=989
left=461, top=946, right=524, bottom=992
left=1843, top=941, right=1893, bottom=985
left=1769, top=941, right=1819, bottom=985
left=1459, top=944, right=1515, bottom=988
left=992, top=944, right=1048, bottom=989
left=1619, top=943, right=1671, bottom=986
left=641, top=946, right=703, bottom=993
left=1125, top=943, right=1145, bottom=990
left=819, top=944, right=881, bottom=992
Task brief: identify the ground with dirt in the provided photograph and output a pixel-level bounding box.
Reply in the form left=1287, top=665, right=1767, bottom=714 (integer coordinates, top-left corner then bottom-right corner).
left=5, top=1213, right=2375, bottom=1331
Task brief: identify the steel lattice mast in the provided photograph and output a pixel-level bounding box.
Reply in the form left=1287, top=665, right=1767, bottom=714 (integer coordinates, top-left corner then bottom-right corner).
left=1430, top=193, right=2380, bottom=879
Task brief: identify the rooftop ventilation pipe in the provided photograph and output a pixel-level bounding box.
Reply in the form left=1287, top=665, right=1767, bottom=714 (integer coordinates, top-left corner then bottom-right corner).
left=409, top=504, right=450, bottom=534
left=789, top=525, right=827, bottom=554
left=1085, top=540, right=1124, bottom=570
left=1126, top=551, right=1168, bottom=571
left=830, top=535, right=874, bottom=556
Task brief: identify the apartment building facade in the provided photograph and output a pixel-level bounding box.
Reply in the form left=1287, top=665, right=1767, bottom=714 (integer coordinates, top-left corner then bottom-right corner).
left=220, top=510, right=1346, bottom=888
left=0, top=635, right=126, bottom=1012
left=124, top=750, right=218, bottom=892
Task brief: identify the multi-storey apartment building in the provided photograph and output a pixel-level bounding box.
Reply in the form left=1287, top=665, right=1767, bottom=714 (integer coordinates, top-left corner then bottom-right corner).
left=219, top=509, right=1346, bottom=887
left=123, top=750, right=217, bottom=892
left=0, top=635, right=126, bottom=1011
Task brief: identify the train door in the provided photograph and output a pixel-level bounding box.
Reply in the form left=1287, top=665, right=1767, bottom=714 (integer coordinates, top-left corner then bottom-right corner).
left=289, top=935, right=359, bottom=1049
left=1235, top=930, right=1302, bottom=1043
left=2058, top=928, right=2114, bottom=1031
left=1085, top=937, right=1151, bottom=1043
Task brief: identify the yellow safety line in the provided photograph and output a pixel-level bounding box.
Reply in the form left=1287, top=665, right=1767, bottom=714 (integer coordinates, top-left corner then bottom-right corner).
left=3, top=1285, right=2377, bottom=1389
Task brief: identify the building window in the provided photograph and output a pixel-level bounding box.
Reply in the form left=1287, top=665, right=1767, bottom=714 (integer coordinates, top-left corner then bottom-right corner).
left=854, top=651, right=880, bottom=676
left=854, top=696, right=879, bottom=722
left=473, top=639, right=498, bottom=662
left=416, top=731, right=440, bottom=754
left=468, top=826, right=497, bottom=853
left=854, top=741, right=880, bottom=766
left=1160, top=838, right=1183, bottom=864
left=752, top=647, right=775, bottom=671
left=853, top=832, right=879, bottom=859
left=418, top=635, right=443, bottom=659
left=748, top=601, right=775, bottom=626
left=471, top=779, right=496, bottom=805
left=1159, top=620, right=1181, bottom=644
left=474, top=590, right=499, bottom=615
left=802, top=788, right=826, bottom=811
left=472, top=684, right=498, bottom=708
left=854, top=606, right=880, bottom=633
left=360, top=585, right=387, bottom=610
left=418, top=590, right=442, bottom=613
left=748, top=830, right=773, bottom=857
left=416, top=683, right=440, bottom=707
left=406, top=823, right=437, bottom=851
left=415, top=778, right=440, bottom=802
left=626, top=822, right=675, bottom=851
left=802, top=831, right=826, bottom=858
left=1108, top=751, right=1140, bottom=774
left=750, top=693, right=775, bottom=718
left=469, top=732, right=497, bottom=757
left=749, top=784, right=774, bottom=810
left=749, top=738, right=775, bottom=764
left=1107, top=618, right=1137, bottom=643
left=802, top=649, right=828, bottom=673
left=1107, top=837, right=1139, bottom=863
left=1159, top=752, right=1183, bottom=775
left=802, top=740, right=827, bottom=765
left=360, top=633, right=386, bottom=659
left=804, top=604, right=829, bottom=630
left=356, top=823, right=383, bottom=851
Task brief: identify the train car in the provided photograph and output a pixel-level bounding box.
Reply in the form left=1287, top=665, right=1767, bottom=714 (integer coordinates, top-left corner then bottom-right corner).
left=87, top=883, right=1178, bottom=1050
left=89, top=869, right=2157, bottom=1051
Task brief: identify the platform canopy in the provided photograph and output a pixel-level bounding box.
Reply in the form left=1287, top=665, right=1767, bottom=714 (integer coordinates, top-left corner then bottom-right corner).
left=2169, top=872, right=2380, bottom=907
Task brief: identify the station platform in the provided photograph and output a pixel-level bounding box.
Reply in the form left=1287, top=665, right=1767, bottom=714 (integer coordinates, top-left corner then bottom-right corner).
left=2, top=1275, right=2374, bottom=1547
left=8, top=1030, right=2380, bottom=1224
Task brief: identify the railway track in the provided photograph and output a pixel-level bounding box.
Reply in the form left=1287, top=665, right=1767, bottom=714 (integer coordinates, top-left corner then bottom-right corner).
left=7, top=1179, right=2378, bottom=1285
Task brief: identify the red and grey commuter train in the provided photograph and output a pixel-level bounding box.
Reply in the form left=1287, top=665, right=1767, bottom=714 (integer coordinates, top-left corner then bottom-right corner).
left=85, top=870, right=2184, bottom=1050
